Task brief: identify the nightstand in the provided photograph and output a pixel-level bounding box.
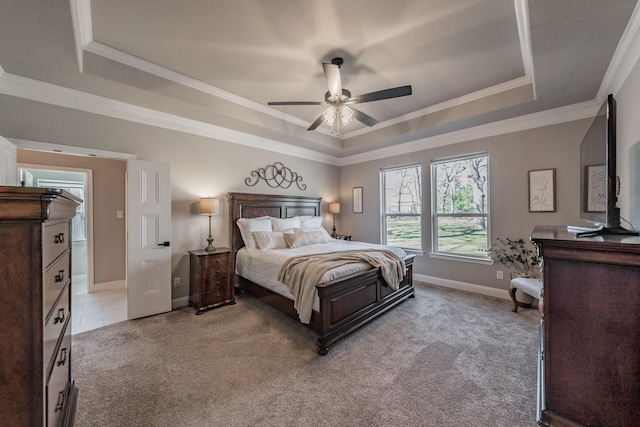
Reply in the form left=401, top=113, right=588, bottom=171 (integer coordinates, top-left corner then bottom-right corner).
left=189, top=248, right=235, bottom=314
left=336, top=234, right=352, bottom=241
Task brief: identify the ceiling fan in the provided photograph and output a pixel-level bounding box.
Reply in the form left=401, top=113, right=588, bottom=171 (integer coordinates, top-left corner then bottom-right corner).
left=268, top=57, right=412, bottom=133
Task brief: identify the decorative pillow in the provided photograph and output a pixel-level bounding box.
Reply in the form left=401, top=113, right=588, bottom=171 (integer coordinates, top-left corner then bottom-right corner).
left=299, top=216, right=323, bottom=231
left=270, top=216, right=300, bottom=232
left=252, top=231, right=288, bottom=250
left=236, top=217, right=272, bottom=250
left=283, top=230, right=330, bottom=248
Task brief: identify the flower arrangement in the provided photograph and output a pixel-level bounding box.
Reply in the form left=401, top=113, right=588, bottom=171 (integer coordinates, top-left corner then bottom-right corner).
left=488, top=237, right=542, bottom=278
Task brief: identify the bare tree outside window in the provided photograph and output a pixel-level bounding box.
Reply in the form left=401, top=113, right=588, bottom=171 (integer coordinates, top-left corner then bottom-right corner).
left=432, top=154, right=489, bottom=256
left=381, top=165, right=422, bottom=250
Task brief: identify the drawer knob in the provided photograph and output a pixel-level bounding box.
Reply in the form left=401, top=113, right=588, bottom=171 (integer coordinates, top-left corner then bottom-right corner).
left=54, top=269, right=65, bottom=283
left=55, top=391, right=66, bottom=412
left=57, top=347, right=68, bottom=366
left=54, top=308, right=65, bottom=324
left=54, top=233, right=65, bottom=244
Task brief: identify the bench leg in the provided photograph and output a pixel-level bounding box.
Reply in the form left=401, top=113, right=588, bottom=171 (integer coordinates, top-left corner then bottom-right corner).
left=509, top=287, right=533, bottom=313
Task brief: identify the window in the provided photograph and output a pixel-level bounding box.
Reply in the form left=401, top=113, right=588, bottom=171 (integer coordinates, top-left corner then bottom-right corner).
left=432, top=153, right=489, bottom=257
left=381, top=164, right=422, bottom=250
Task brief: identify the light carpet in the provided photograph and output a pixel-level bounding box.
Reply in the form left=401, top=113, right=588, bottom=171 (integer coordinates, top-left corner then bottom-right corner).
left=72, top=282, right=540, bottom=426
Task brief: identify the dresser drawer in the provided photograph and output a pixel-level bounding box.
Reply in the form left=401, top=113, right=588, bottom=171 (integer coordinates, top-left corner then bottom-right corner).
left=43, top=221, right=70, bottom=268
left=44, top=250, right=70, bottom=319
left=46, top=325, right=71, bottom=427
left=44, top=285, right=70, bottom=366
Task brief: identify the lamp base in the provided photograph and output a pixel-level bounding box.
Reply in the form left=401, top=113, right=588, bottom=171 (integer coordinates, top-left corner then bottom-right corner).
left=331, top=226, right=337, bottom=239
left=205, top=235, right=216, bottom=252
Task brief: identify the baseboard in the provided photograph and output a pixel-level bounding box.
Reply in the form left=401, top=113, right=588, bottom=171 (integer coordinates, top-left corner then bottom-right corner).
left=172, top=296, right=189, bottom=310
left=414, top=273, right=510, bottom=301
left=92, top=279, right=126, bottom=292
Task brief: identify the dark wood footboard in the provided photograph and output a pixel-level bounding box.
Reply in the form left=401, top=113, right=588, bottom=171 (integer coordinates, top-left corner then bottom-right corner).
left=237, top=255, right=415, bottom=354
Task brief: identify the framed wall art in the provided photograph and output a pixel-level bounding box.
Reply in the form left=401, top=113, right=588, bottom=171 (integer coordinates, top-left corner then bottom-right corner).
left=528, top=169, right=556, bottom=212
left=352, top=186, right=363, bottom=213
left=586, top=164, right=606, bottom=212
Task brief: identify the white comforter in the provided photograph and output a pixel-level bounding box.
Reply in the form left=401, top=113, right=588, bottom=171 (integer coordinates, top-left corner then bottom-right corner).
left=235, top=240, right=407, bottom=322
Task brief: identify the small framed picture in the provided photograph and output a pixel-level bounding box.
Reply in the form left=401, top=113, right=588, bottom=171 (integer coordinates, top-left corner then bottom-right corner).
left=528, top=169, right=556, bottom=212
left=353, top=187, right=363, bottom=213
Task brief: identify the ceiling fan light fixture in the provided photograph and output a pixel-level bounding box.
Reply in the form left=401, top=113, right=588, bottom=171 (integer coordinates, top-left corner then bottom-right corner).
left=323, top=106, right=337, bottom=126
left=340, top=106, right=353, bottom=125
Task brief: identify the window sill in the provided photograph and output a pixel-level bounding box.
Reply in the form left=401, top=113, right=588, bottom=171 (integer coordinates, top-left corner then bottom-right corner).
left=429, top=252, right=494, bottom=265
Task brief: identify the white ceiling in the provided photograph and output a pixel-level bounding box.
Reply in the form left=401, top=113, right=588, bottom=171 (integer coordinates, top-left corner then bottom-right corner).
left=1, top=0, right=639, bottom=161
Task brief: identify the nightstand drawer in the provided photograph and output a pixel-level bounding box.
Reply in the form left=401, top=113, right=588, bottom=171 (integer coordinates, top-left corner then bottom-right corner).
left=199, top=288, right=234, bottom=307
left=202, top=274, right=232, bottom=292
left=201, top=252, right=233, bottom=268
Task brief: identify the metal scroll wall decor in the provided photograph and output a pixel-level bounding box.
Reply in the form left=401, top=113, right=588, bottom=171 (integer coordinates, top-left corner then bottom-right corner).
left=245, top=162, right=307, bottom=191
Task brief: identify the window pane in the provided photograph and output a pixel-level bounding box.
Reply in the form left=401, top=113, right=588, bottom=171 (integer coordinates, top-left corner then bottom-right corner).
left=436, top=216, right=488, bottom=255
left=381, top=164, right=422, bottom=250
left=384, top=167, right=421, bottom=214
left=434, top=156, right=487, bottom=214
left=385, top=215, right=421, bottom=250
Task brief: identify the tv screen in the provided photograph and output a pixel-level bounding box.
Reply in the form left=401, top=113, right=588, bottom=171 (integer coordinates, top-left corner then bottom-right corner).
left=579, top=94, right=618, bottom=229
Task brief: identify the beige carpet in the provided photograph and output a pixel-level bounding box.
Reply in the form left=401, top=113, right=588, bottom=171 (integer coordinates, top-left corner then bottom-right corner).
left=72, top=282, right=541, bottom=426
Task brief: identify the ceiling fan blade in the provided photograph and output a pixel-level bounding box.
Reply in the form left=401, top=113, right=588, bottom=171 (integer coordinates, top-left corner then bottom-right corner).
left=307, top=114, right=325, bottom=131
left=268, top=101, right=323, bottom=106
left=351, top=85, right=412, bottom=104
left=351, top=107, right=378, bottom=127
left=323, top=62, right=343, bottom=101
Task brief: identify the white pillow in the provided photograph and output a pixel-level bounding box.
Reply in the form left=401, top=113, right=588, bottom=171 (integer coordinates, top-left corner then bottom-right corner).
left=299, top=216, right=323, bottom=231
left=270, top=216, right=300, bottom=232
left=252, top=231, right=288, bottom=250
left=236, top=217, right=272, bottom=250
left=283, top=230, right=330, bottom=248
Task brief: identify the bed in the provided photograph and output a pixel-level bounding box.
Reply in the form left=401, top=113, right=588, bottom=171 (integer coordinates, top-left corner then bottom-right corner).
left=229, top=192, right=415, bottom=355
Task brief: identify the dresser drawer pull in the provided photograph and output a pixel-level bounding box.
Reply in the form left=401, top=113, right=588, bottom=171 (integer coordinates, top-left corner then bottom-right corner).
left=54, top=269, right=65, bottom=283
left=57, top=347, right=68, bottom=366
left=55, top=391, right=66, bottom=413
left=54, top=233, right=65, bottom=244
left=54, top=308, right=66, bottom=324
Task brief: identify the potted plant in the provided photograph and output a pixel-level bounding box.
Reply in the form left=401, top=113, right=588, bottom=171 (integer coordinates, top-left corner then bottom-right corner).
left=488, top=237, right=542, bottom=278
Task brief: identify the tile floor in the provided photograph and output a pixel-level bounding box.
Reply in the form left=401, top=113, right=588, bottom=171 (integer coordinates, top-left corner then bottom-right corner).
left=71, top=275, right=127, bottom=335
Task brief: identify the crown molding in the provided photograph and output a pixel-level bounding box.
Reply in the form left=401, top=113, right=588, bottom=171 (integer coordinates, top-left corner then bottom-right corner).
left=0, top=69, right=340, bottom=165
left=598, top=0, right=640, bottom=99
left=10, top=138, right=137, bottom=160
left=338, top=100, right=600, bottom=166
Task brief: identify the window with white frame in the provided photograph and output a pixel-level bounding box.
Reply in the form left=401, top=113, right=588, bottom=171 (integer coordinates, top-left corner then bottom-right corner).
left=432, top=153, right=489, bottom=257
left=381, top=164, right=422, bottom=251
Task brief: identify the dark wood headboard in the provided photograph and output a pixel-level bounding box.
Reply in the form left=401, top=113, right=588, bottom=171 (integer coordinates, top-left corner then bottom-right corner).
left=228, top=192, right=321, bottom=252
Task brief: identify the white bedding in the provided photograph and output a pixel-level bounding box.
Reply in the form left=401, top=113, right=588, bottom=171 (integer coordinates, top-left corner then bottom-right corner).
left=235, top=240, right=407, bottom=316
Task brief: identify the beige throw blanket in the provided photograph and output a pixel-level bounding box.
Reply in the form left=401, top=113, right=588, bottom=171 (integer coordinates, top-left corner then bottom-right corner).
left=277, top=249, right=406, bottom=324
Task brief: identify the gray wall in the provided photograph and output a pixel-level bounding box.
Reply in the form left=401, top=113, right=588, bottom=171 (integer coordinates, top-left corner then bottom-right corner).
left=338, top=119, right=591, bottom=291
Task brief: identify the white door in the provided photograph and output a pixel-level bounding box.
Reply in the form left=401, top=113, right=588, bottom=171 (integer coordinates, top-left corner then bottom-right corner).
left=0, top=136, right=17, bottom=185
left=126, top=159, right=172, bottom=319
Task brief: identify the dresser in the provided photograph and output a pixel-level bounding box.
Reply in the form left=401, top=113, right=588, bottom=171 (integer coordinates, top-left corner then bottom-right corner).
left=531, top=225, right=640, bottom=427
left=0, top=186, right=81, bottom=426
left=189, top=248, right=235, bottom=314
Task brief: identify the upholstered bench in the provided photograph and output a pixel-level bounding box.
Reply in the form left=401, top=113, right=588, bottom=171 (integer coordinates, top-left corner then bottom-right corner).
left=509, top=276, right=543, bottom=313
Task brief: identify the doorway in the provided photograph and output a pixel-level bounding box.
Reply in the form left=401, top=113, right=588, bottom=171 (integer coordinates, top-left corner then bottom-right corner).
left=17, top=163, right=127, bottom=333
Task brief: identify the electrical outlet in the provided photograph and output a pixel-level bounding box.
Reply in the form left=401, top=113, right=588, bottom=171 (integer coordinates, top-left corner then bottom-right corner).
left=496, top=270, right=503, bottom=280
left=173, top=277, right=181, bottom=287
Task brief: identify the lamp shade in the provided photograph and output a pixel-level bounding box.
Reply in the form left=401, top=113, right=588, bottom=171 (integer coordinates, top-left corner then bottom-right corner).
left=199, top=197, right=219, bottom=215
left=328, top=202, right=341, bottom=214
